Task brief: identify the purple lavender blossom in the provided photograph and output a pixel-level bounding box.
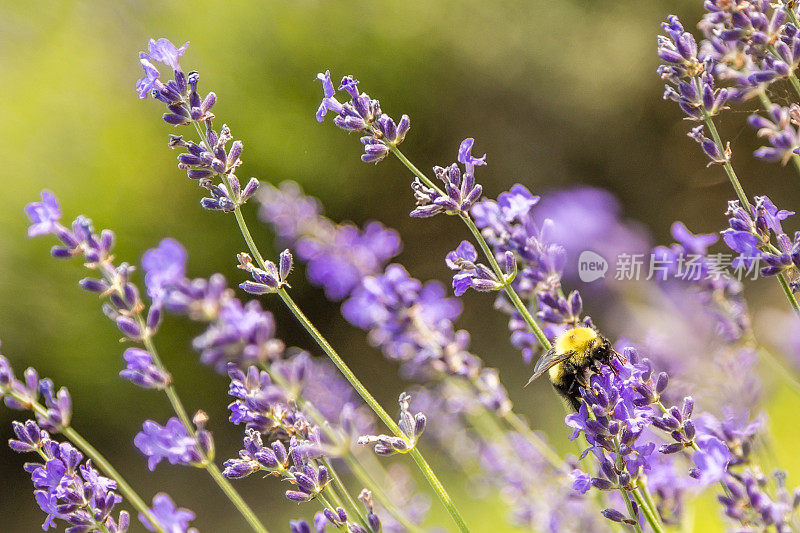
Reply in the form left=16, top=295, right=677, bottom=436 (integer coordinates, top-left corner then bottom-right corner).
left=358, top=392, right=426, bottom=456
left=25, top=190, right=163, bottom=346
left=658, top=16, right=732, bottom=164
left=258, top=182, right=401, bottom=300
left=140, top=493, right=198, bottom=533
left=236, top=251, right=291, bottom=295
left=410, top=139, right=484, bottom=218
left=134, top=418, right=201, bottom=471
left=315, top=71, right=409, bottom=163
left=25, top=190, right=62, bottom=237
left=0, top=356, right=73, bottom=433
left=136, top=39, right=260, bottom=211
left=722, top=196, right=799, bottom=278
left=9, top=423, right=130, bottom=532
left=142, top=239, right=188, bottom=300
left=120, top=348, right=171, bottom=390
left=445, top=241, right=504, bottom=296
left=699, top=1, right=800, bottom=99
left=690, top=435, right=732, bottom=486
left=749, top=104, right=800, bottom=164
left=146, top=39, right=189, bottom=71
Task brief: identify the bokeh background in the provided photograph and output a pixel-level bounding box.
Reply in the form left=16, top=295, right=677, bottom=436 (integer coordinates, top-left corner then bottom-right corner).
left=2, top=0, right=800, bottom=531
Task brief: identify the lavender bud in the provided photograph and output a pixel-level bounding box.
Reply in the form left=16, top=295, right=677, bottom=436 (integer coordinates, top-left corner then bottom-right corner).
left=279, top=249, right=293, bottom=282
left=241, top=178, right=259, bottom=202
left=116, top=316, right=141, bottom=339
left=602, top=509, right=630, bottom=524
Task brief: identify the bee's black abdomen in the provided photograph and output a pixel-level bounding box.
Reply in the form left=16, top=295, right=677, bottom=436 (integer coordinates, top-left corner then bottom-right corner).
left=552, top=370, right=583, bottom=411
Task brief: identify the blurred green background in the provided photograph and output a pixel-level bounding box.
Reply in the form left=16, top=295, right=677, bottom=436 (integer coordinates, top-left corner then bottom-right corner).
left=2, top=0, right=800, bottom=531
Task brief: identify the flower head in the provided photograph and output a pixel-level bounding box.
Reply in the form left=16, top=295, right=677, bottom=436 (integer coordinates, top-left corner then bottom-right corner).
left=25, top=190, right=62, bottom=237
left=142, top=238, right=188, bottom=299
left=134, top=418, right=200, bottom=471
left=141, top=493, right=198, bottom=533
left=147, top=38, right=189, bottom=71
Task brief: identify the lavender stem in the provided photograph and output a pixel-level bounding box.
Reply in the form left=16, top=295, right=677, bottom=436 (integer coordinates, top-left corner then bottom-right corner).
left=227, top=197, right=470, bottom=531
left=698, top=82, right=800, bottom=318
left=133, top=316, right=269, bottom=533
left=320, top=457, right=371, bottom=531
left=387, top=143, right=553, bottom=351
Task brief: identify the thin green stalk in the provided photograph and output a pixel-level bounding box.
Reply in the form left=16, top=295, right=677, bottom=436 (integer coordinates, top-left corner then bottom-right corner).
left=699, top=89, right=800, bottom=318
left=317, top=491, right=337, bottom=514
left=228, top=203, right=469, bottom=531
left=386, top=143, right=553, bottom=351
left=406, top=446, right=469, bottom=532
left=777, top=272, right=800, bottom=316
left=620, top=488, right=644, bottom=533
left=6, top=391, right=166, bottom=533
left=138, top=324, right=269, bottom=533
left=321, top=457, right=371, bottom=531
left=786, top=3, right=800, bottom=29
left=272, top=286, right=470, bottom=532
left=698, top=99, right=750, bottom=210
left=631, top=487, right=665, bottom=533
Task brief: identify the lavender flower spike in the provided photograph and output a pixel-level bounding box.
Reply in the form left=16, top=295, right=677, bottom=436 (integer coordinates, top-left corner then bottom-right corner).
left=236, top=250, right=292, bottom=295
left=446, top=241, right=504, bottom=296
left=315, top=70, right=410, bottom=163
left=358, top=392, right=426, bottom=456
left=410, top=139, right=484, bottom=218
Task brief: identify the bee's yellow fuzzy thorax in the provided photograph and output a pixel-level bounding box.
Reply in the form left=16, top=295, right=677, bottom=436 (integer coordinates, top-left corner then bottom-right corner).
left=554, top=327, right=598, bottom=365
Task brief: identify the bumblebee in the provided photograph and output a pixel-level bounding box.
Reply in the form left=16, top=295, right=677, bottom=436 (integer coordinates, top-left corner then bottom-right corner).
left=525, top=326, right=621, bottom=410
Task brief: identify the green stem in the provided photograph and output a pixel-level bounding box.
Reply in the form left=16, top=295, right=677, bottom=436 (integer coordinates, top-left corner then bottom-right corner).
left=386, top=143, right=553, bottom=352
left=317, top=491, right=336, bottom=514
left=786, top=3, right=800, bottom=29
left=620, top=488, right=644, bottom=533
left=461, top=214, right=552, bottom=350
left=406, top=446, right=469, bottom=532
left=777, top=273, right=800, bottom=317
left=698, top=96, right=750, bottom=211
left=631, top=487, right=665, bottom=533
left=5, top=391, right=166, bottom=533
left=273, top=287, right=470, bottom=532
left=321, top=457, right=370, bottom=531
left=228, top=202, right=468, bottom=531
left=138, top=328, right=269, bottom=533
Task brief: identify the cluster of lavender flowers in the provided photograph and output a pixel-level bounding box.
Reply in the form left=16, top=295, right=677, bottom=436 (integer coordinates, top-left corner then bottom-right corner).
left=7, top=14, right=800, bottom=531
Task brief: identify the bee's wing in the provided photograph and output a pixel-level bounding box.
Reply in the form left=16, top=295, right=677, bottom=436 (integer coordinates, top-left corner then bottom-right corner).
left=525, top=349, right=574, bottom=387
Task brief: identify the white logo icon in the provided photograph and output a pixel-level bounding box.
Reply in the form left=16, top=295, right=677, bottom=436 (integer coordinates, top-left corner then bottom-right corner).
left=578, top=251, right=608, bottom=283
